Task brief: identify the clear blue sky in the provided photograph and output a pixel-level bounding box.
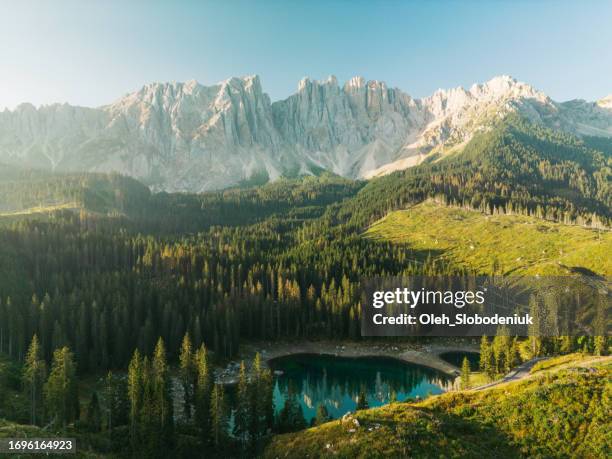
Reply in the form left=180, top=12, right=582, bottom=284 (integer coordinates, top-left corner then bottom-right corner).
left=1, top=0, right=610, bottom=109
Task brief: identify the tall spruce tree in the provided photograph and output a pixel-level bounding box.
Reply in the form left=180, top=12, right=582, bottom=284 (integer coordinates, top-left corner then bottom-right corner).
left=250, top=352, right=274, bottom=446
left=105, top=370, right=129, bottom=432
left=277, top=383, right=306, bottom=433
left=86, top=391, right=102, bottom=432
left=480, top=335, right=495, bottom=380
left=127, top=349, right=143, bottom=445
left=23, top=334, right=46, bottom=425
left=313, top=404, right=330, bottom=426
left=210, top=384, right=228, bottom=449
left=460, top=357, right=471, bottom=389
left=194, top=344, right=212, bottom=442
left=179, top=333, right=194, bottom=419
left=44, top=346, right=78, bottom=427
left=234, top=361, right=251, bottom=449
left=152, top=338, right=173, bottom=447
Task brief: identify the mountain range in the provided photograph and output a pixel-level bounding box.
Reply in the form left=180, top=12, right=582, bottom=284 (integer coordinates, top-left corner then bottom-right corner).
left=1, top=75, right=611, bottom=192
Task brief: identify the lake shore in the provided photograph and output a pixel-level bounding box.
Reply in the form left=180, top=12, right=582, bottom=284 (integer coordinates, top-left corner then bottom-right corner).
left=215, top=339, right=479, bottom=384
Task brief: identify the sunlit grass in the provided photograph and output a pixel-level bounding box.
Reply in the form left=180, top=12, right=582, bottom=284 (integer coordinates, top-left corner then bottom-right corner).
left=366, top=200, right=611, bottom=276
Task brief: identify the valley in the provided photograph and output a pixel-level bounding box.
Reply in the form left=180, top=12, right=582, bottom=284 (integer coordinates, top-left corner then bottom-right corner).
left=0, top=78, right=610, bottom=459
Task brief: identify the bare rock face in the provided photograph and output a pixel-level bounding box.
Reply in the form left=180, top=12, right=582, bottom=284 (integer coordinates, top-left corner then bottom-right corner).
left=1, top=75, right=610, bottom=191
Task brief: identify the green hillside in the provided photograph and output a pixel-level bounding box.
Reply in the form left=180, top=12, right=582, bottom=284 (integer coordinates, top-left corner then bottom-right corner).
left=336, top=115, right=611, bottom=230
left=0, top=166, right=151, bottom=217
left=262, top=355, right=612, bottom=459
left=366, top=200, right=611, bottom=276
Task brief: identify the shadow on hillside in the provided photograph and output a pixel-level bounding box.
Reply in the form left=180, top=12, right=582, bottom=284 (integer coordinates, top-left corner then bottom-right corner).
left=388, top=406, right=523, bottom=459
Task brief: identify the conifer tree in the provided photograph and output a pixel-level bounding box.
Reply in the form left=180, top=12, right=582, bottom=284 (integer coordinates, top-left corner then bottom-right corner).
left=277, top=383, right=306, bottom=433
left=44, top=346, right=78, bottom=427
left=260, top=367, right=275, bottom=433
left=152, top=338, right=173, bottom=445
left=529, top=295, right=543, bottom=357
left=250, top=352, right=272, bottom=444
left=314, top=404, right=330, bottom=426
left=127, top=349, right=143, bottom=443
left=179, top=333, right=194, bottom=419
left=594, top=336, right=606, bottom=356
left=559, top=336, right=574, bottom=354
left=23, top=334, right=46, bottom=425
left=509, top=337, right=522, bottom=368
left=480, top=336, right=495, bottom=380
left=86, top=391, right=102, bottom=432
left=105, top=370, right=129, bottom=432
left=234, top=361, right=251, bottom=449
left=194, top=344, right=212, bottom=440
left=356, top=386, right=369, bottom=410
left=593, top=294, right=607, bottom=356
left=210, top=384, right=228, bottom=449
left=460, top=357, right=471, bottom=389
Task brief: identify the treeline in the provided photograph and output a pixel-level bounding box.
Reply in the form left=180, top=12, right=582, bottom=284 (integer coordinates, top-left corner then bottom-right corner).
left=0, top=169, right=151, bottom=216
left=0, top=166, right=363, bottom=232
left=479, top=331, right=608, bottom=382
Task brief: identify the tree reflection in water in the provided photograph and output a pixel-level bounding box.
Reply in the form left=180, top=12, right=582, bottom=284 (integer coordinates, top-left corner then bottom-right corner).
left=269, top=354, right=453, bottom=424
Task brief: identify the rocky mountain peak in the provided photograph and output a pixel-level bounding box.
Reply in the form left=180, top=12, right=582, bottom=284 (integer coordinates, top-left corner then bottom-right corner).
left=0, top=75, right=610, bottom=192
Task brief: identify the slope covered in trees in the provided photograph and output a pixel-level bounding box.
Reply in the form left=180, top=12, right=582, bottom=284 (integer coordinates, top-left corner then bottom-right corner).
left=334, top=115, right=611, bottom=230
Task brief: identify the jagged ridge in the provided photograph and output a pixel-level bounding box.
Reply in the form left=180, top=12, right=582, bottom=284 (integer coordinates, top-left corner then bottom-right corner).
left=0, top=75, right=610, bottom=191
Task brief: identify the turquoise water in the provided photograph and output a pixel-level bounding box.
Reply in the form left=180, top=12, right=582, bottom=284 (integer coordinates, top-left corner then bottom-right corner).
left=269, top=354, right=453, bottom=424
left=439, top=351, right=480, bottom=371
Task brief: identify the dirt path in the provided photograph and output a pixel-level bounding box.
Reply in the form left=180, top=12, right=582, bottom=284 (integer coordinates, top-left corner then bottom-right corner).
left=473, top=357, right=549, bottom=391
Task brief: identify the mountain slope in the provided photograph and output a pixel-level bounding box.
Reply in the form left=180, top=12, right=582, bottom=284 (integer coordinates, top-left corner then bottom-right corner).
left=333, top=115, right=611, bottom=229
left=1, top=75, right=610, bottom=191
left=262, top=355, right=612, bottom=459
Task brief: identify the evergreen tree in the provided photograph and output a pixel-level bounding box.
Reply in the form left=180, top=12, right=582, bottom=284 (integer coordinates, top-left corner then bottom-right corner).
left=529, top=295, right=543, bottom=358
left=86, top=391, right=102, bottom=432
left=593, top=295, right=607, bottom=356
left=509, top=337, right=522, bottom=368
left=234, top=361, right=251, bottom=449
left=23, top=334, right=46, bottom=425
left=492, top=326, right=511, bottom=374
left=127, top=349, right=143, bottom=444
left=480, top=336, right=495, bottom=380
left=44, top=346, right=78, bottom=427
left=594, top=336, right=607, bottom=356
left=210, top=384, right=228, bottom=449
left=460, top=357, right=471, bottom=389
left=179, top=332, right=194, bottom=419
left=152, top=338, right=173, bottom=447
left=105, top=370, right=129, bottom=432
left=195, top=344, right=212, bottom=442
left=277, top=384, right=306, bottom=433
left=260, top=367, right=275, bottom=433
left=356, top=386, right=369, bottom=410
left=559, top=336, right=574, bottom=354
left=313, top=404, right=330, bottom=426
left=250, top=352, right=273, bottom=446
